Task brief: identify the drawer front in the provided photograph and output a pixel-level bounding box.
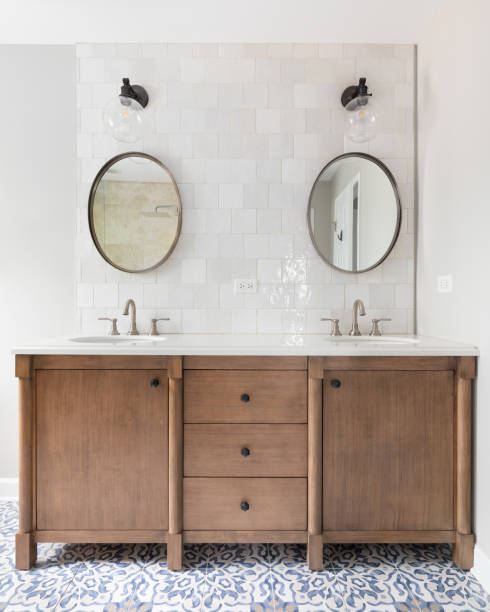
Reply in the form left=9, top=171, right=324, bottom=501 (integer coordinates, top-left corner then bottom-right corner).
left=184, top=477, right=306, bottom=531
left=184, top=424, right=307, bottom=477
left=184, top=370, right=307, bottom=423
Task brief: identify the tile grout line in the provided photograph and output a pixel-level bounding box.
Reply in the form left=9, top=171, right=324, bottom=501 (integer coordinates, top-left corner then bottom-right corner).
left=52, top=543, right=85, bottom=611
left=394, top=545, right=427, bottom=612
left=199, top=543, right=212, bottom=612
left=125, top=543, right=153, bottom=611
left=266, top=543, right=276, bottom=612
left=323, top=546, right=349, bottom=612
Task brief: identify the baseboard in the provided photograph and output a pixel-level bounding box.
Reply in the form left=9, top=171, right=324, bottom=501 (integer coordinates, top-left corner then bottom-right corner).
left=0, top=478, right=18, bottom=500
left=472, top=544, right=490, bottom=595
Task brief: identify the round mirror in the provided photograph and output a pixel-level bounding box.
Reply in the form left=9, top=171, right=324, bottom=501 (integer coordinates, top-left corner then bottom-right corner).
left=307, top=153, right=401, bottom=273
left=88, top=152, right=182, bottom=273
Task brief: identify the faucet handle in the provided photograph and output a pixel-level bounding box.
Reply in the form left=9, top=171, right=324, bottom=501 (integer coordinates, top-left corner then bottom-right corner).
left=98, top=317, right=120, bottom=336
left=369, top=318, right=392, bottom=337
left=150, top=317, right=170, bottom=336
left=321, top=317, right=342, bottom=336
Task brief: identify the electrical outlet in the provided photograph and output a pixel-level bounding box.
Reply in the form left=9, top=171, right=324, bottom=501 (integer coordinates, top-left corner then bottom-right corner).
left=233, top=279, right=257, bottom=294
left=437, top=274, right=453, bottom=294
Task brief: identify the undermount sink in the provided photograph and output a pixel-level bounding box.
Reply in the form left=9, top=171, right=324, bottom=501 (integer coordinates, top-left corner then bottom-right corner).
left=70, top=336, right=165, bottom=344
left=325, top=335, right=420, bottom=345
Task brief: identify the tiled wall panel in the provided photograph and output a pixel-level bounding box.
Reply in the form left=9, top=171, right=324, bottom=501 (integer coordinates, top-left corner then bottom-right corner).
left=76, top=43, right=415, bottom=336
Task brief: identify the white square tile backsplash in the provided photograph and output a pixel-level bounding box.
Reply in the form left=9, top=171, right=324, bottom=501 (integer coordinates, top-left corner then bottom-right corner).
left=76, top=43, right=415, bottom=336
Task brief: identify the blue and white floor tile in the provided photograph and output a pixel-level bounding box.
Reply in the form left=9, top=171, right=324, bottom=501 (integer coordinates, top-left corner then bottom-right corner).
left=0, top=503, right=489, bottom=611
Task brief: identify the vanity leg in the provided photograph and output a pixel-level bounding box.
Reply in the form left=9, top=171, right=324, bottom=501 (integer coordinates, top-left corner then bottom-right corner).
left=168, top=357, right=183, bottom=571
left=16, top=533, right=36, bottom=570
left=307, top=360, right=324, bottom=570
left=167, top=533, right=183, bottom=570
left=15, top=356, right=36, bottom=570
left=453, top=358, right=475, bottom=570
left=307, top=534, right=323, bottom=570
left=453, top=533, right=475, bottom=570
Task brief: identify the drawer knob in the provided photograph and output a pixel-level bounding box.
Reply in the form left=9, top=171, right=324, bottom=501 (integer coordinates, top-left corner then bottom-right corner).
left=241, top=447, right=250, bottom=457
left=241, top=393, right=250, bottom=403
left=331, top=379, right=341, bottom=388
left=150, top=378, right=160, bottom=388
left=240, top=501, right=250, bottom=511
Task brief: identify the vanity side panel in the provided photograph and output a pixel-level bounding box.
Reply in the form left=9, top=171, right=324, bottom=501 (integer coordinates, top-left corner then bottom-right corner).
left=453, top=356, right=476, bottom=569
left=323, top=369, right=454, bottom=532
left=36, top=369, right=169, bottom=530
left=15, top=355, right=37, bottom=569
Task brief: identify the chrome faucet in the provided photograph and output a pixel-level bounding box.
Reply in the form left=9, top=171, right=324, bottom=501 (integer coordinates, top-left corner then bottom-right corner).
left=123, top=299, right=139, bottom=335
left=349, top=299, right=366, bottom=336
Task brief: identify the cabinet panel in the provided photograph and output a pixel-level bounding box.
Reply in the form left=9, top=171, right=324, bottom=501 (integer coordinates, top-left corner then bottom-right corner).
left=36, top=369, right=168, bottom=531
left=184, top=370, right=307, bottom=423
left=184, top=477, right=306, bottom=530
left=184, top=424, right=307, bottom=477
left=323, top=370, right=454, bottom=532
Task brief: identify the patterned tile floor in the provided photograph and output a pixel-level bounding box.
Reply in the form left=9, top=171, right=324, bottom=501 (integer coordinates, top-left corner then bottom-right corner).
left=0, top=503, right=489, bottom=611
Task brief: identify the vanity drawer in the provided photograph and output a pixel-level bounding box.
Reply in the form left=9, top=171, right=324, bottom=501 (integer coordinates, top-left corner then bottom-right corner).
left=184, top=424, right=307, bottom=477
left=184, top=370, right=307, bottom=423
left=183, top=477, right=306, bottom=531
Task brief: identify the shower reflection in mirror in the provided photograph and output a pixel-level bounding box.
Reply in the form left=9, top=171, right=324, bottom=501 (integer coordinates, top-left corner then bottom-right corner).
left=89, top=152, right=182, bottom=273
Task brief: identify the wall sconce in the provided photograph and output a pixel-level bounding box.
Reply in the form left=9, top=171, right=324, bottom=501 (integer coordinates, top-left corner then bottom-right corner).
left=104, top=78, right=149, bottom=143
left=341, top=77, right=377, bottom=143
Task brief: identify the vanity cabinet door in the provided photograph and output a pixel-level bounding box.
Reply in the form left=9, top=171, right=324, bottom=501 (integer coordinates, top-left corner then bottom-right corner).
left=323, top=370, right=454, bottom=532
left=36, top=369, right=168, bottom=531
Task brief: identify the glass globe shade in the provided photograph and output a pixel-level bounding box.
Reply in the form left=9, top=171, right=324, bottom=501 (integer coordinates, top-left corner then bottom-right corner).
left=104, top=96, right=146, bottom=143
left=345, top=103, right=378, bottom=143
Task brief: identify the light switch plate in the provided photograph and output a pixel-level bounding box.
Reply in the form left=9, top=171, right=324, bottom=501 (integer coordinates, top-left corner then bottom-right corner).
left=437, top=274, right=453, bottom=293
left=234, top=279, right=257, bottom=294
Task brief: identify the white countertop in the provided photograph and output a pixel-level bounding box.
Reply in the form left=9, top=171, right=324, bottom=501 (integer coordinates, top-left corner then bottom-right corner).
left=11, top=334, right=479, bottom=357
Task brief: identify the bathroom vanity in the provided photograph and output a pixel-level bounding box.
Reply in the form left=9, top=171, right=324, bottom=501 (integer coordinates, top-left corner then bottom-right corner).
left=13, top=335, right=477, bottom=572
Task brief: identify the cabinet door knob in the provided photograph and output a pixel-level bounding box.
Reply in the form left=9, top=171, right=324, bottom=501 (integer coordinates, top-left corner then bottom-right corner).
left=331, top=379, right=341, bottom=388
left=240, top=501, right=250, bottom=511
left=241, top=447, right=250, bottom=457
left=241, top=393, right=250, bottom=403
left=150, top=378, right=160, bottom=388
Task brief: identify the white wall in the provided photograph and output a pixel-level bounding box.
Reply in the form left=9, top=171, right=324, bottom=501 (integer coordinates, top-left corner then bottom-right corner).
left=76, top=43, right=415, bottom=337
left=0, top=46, right=76, bottom=482
left=0, top=0, right=444, bottom=45
left=417, top=0, right=490, bottom=587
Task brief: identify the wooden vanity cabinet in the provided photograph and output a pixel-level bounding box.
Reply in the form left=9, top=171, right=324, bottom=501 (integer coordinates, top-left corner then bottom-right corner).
left=181, top=356, right=308, bottom=552
left=14, top=355, right=180, bottom=570
left=307, top=356, right=476, bottom=572
left=15, top=353, right=475, bottom=573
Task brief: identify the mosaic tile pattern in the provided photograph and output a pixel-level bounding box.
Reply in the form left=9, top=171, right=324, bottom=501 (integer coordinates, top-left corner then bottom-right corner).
left=0, top=502, right=489, bottom=611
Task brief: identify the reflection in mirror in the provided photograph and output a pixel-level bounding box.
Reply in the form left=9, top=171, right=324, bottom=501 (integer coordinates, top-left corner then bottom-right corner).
left=307, top=153, right=400, bottom=273
left=89, top=153, right=182, bottom=273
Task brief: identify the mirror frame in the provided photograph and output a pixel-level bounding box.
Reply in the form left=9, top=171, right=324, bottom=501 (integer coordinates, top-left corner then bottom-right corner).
left=88, top=151, right=182, bottom=274
left=307, top=152, right=402, bottom=274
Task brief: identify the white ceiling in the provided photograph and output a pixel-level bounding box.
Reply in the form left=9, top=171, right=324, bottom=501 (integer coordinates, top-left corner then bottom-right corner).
left=0, top=0, right=445, bottom=44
